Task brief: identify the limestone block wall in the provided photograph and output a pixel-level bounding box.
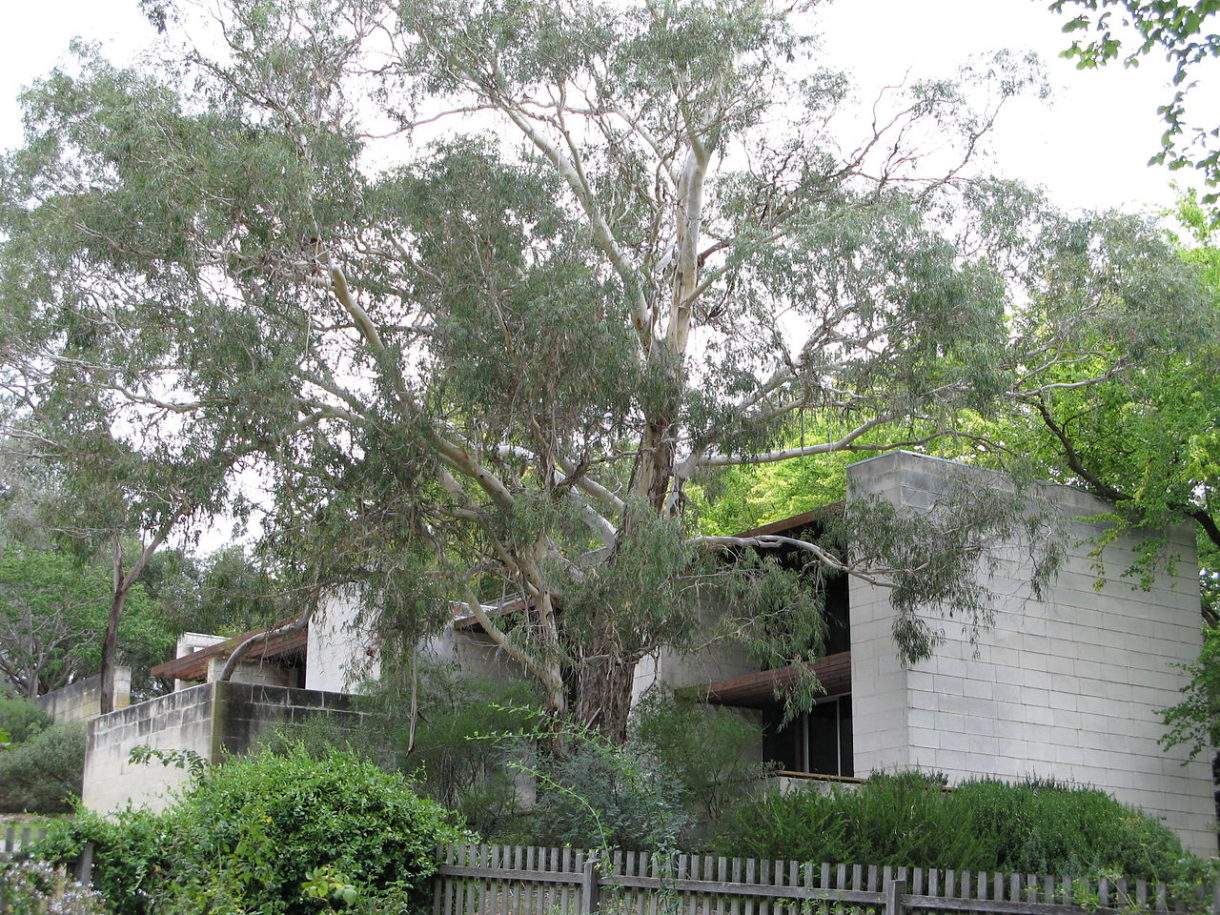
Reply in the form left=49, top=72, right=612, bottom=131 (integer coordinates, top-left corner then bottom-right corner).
left=82, top=683, right=216, bottom=812
left=35, top=669, right=131, bottom=724
left=847, top=451, right=1215, bottom=857
left=82, top=681, right=365, bottom=813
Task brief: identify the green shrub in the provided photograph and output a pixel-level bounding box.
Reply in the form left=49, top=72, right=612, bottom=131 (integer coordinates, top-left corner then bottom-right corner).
left=38, top=744, right=466, bottom=915
left=0, top=722, right=85, bottom=813
left=631, top=686, right=767, bottom=834
left=952, top=778, right=1192, bottom=880
left=392, top=671, right=540, bottom=836
left=0, top=695, right=53, bottom=745
left=258, top=663, right=543, bottom=840
left=532, top=738, right=689, bottom=852
left=712, top=773, right=1200, bottom=883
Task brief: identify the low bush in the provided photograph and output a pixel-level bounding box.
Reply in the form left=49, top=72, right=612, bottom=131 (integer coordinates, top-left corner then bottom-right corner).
left=631, top=686, right=766, bottom=835
left=38, top=744, right=466, bottom=915
left=712, top=773, right=1200, bottom=883
left=531, top=738, right=689, bottom=852
left=0, top=722, right=85, bottom=813
left=391, top=671, right=540, bottom=837
left=0, top=695, right=53, bottom=745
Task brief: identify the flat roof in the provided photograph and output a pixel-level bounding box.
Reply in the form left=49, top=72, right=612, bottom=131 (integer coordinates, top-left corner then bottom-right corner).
left=150, top=620, right=306, bottom=682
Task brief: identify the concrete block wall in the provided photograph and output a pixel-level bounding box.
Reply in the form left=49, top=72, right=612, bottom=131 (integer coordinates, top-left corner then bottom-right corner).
left=35, top=669, right=131, bottom=724
left=82, top=683, right=216, bottom=812
left=425, top=627, right=532, bottom=687
left=204, top=657, right=299, bottom=689
left=82, top=681, right=365, bottom=813
left=847, top=451, right=1215, bottom=857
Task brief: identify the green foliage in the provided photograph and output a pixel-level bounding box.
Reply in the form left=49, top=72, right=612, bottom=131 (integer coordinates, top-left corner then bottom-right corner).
left=0, top=546, right=172, bottom=698
left=1050, top=0, right=1219, bottom=207
left=146, top=546, right=283, bottom=638
left=0, top=695, right=53, bottom=744
left=301, top=865, right=363, bottom=909
left=939, top=197, right=1220, bottom=606
left=313, top=662, right=544, bottom=837
left=2, top=0, right=1213, bottom=742
left=38, top=744, right=464, bottom=915
left=630, top=686, right=767, bottom=833
left=531, top=735, right=689, bottom=852
left=692, top=445, right=851, bottom=537
left=1160, top=626, right=1220, bottom=759
left=713, top=773, right=1198, bottom=883
left=392, top=671, right=539, bottom=836
left=36, top=804, right=170, bottom=914
left=0, top=722, right=85, bottom=813
left=128, top=744, right=209, bottom=778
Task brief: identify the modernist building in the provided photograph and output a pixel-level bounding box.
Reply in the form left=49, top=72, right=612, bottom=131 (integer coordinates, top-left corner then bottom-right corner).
left=79, top=451, right=1214, bottom=855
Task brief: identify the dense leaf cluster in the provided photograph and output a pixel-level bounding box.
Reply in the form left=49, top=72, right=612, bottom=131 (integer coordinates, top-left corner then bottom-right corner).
left=714, top=773, right=1205, bottom=884
left=0, top=696, right=84, bottom=813
left=37, top=744, right=464, bottom=915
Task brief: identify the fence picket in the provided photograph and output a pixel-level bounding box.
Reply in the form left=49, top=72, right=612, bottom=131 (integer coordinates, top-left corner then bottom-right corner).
left=455, top=845, right=468, bottom=915
left=562, top=848, right=573, bottom=915
left=429, top=843, right=1218, bottom=915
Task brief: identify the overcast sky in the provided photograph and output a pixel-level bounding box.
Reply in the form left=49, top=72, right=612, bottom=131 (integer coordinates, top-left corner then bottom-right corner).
left=1, top=0, right=1215, bottom=217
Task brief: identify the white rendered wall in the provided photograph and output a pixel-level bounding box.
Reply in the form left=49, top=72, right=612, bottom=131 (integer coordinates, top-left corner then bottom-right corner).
left=424, top=626, right=529, bottom=685
left=848, top=451, right=1215, bottom=857
left=306, top=589, right=381, bottom=692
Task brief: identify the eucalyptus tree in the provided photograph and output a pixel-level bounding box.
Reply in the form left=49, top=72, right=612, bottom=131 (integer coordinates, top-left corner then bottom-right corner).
left=981, top=191, right=1220, bottom=617
left=0, top=0, right=1209, bottom=738
left=1050, top=0, right=1219, bottom=206
left=13, top=426, right=222, bottom=711
left=0, top=545, right=169, bottom=699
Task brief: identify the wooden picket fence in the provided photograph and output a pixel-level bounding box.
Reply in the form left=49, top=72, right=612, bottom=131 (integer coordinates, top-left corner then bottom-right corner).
left=433, top=844, right=1220, bottom=915
left=0, top=826, right=48, bottom=857
left=0, top=826, right=95, bottom=890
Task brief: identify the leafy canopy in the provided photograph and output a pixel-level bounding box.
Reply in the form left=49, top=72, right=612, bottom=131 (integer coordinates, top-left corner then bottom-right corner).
left=0, top=0, right=1213, bottom=739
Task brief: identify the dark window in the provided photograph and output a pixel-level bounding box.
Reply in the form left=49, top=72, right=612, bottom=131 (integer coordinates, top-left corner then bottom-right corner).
left=762, top=695, right=853, bottom=777
left=823, top=573, right=850, bottom=654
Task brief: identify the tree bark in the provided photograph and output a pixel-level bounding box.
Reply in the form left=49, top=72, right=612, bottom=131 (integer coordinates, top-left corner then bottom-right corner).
left=99, top=534, right=127, bottom=716
left=98, top=502, right=190, bottom=715
left=572, top=631, right=638, bottom=744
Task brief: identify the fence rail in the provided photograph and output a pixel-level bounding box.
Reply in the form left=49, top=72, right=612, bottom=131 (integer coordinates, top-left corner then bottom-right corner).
left=434, top=844, right=1220, bottom=915
left=0, top=827, right=48, bottom=857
